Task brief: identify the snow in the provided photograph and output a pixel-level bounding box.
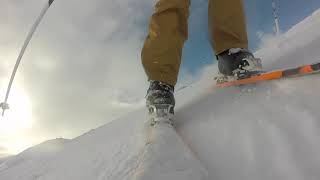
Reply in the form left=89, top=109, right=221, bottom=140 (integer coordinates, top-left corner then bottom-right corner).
left=135, top=123, right=207, bottom=180
left=0, top=157, right=9, bottom=165
left=1, top=8, right=320, bottom=180
left=256, top=8, right=320, bottom=71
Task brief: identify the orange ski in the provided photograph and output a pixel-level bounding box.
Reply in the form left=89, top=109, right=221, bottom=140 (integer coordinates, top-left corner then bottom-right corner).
left=216, top=62, right=320, bottom=88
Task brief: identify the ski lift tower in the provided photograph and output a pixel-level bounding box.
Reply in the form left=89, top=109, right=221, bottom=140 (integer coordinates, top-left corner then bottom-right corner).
left=272, top=0, right=281, bottom=35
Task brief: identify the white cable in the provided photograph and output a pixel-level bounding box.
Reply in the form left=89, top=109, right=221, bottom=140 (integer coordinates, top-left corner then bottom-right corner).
left=1, top=0, right=55, bottom=116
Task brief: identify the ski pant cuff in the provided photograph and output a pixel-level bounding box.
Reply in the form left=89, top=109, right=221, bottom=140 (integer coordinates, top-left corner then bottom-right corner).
left=215, top=43, right=248, bottom=55
left=148, top=74, right=177, bottom=87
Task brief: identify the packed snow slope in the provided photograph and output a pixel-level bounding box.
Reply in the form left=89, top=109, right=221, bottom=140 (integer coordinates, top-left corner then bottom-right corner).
left=1, top=9, right=320, bottom=180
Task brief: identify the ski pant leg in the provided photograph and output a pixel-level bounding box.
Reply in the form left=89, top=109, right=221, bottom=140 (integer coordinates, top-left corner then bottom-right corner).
left=209, top=0, right=248, bottom=55
left=141, top=0, right=190, bottom=86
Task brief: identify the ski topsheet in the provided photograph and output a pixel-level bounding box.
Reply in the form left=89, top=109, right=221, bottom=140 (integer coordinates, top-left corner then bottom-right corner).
left=216, top=62, right=320, bottom=88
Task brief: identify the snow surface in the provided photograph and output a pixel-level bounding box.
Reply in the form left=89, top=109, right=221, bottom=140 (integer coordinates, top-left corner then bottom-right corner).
left=0, top=157, right=9, bottom=165
left=1, top=8, right=320, bottom=180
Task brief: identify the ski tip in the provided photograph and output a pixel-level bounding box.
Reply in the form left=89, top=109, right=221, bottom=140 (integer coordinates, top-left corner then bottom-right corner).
left=49, top=0, right=54, bottom=6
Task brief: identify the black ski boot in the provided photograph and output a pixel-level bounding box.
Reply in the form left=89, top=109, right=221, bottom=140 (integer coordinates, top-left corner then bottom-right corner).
left=215, top=48, right=262, bottom=83
left=146, top=81, right=175, bottom=126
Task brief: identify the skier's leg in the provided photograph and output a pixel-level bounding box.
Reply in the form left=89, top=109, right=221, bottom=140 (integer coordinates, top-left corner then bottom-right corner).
left=208, top=0, right=262, bottom=81
left=141, top=0, right=190, bottom=87
left=208, top=0, right=248, bottom=54
left=142, top=0, right=190, bottom=124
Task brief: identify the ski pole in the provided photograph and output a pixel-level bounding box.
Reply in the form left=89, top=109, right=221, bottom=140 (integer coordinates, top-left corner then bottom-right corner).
left=0, top=0, right=55, bottom=116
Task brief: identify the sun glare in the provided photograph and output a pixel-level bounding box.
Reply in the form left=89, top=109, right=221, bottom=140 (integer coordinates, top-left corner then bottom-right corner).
left=0, top=88, right=33, bottom=134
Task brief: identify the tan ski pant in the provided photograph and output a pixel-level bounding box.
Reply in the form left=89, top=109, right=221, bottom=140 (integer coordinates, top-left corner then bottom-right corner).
left=142, top=0, right=248, bottom=86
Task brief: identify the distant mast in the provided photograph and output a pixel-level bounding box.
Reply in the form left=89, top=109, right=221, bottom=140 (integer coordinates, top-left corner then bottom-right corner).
left=272, top=0, right=280, bottom=36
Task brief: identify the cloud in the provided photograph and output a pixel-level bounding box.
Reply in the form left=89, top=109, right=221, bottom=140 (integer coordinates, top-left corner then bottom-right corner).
left=0, top=0, right=159, bottom=152
left=0, top=146, right=7, bottom=152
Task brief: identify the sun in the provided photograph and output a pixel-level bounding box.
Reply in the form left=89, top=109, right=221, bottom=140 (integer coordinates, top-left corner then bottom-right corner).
left=0, top=88, right=33, bottom=134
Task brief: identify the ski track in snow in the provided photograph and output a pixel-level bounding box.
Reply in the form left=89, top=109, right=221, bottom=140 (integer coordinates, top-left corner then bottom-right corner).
left=1, top=7, right=320, bottom=180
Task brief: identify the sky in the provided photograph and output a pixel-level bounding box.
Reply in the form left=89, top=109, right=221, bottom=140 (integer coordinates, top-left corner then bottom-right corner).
left=0, top=0, right=320, bottom=156
left=181, top=0, right=320, bottom=74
